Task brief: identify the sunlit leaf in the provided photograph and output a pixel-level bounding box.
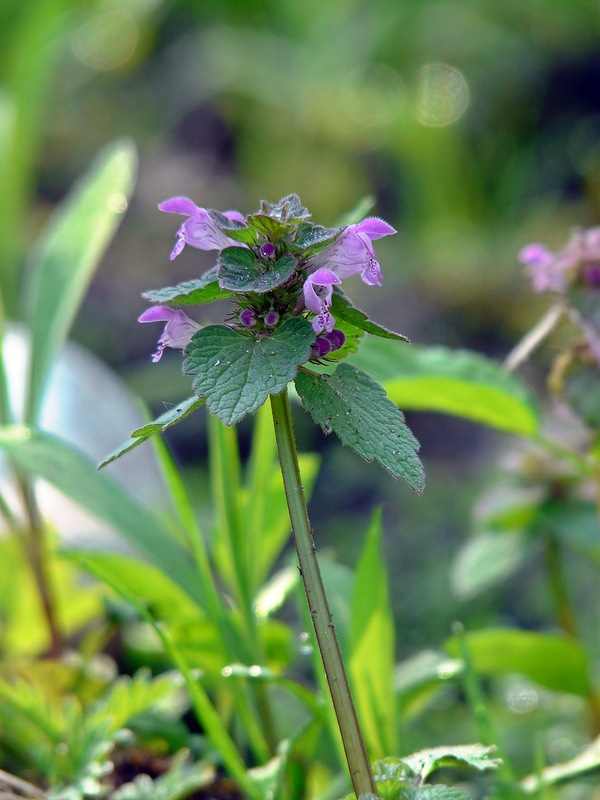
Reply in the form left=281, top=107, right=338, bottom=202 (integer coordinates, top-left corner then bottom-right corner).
left=445, top=628, right=590, bottom=695
left=348, top=339, right=540, bottom=437
left=24, top=139, right=137, bottom=423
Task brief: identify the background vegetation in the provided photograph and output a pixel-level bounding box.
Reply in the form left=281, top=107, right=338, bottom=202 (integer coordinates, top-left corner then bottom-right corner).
left=1, top=1, right=600, bottom=798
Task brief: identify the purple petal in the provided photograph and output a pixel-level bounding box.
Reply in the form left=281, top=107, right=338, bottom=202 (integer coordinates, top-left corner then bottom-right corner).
left=311, top=336, right=332, bottom=358
left=224, top=210, right=245, bottom=223
left=353, top=217, right=396, bottom=240
left=518, top=244, right=554, bottom=266
left=310, top=268, right=343, bottom=287
left=139, top=306, right=200, bottom=361
left=138, top=306, right=182, bottom=323
left=158, top=197, right=200, bottom=216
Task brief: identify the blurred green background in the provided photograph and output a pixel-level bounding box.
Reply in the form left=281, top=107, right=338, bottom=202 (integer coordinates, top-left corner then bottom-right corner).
left=2, top=0, right=599, bottom=658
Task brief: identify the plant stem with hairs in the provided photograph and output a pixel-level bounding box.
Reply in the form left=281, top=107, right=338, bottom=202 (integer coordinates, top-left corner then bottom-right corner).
left=270, top=389, right=376, bottom=799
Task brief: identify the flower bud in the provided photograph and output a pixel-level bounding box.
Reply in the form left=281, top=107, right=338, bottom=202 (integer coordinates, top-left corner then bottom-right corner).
left=260, top=242, right=276, bottom=260
left=264, top=310, right=279, bottom=327
left=583, top=264, right=600, bottom=287
left=325, top=329, right=346, bottom=352
left=239, top=309, right=256, bottom=327
left=311, top=336, right=332, bottom=359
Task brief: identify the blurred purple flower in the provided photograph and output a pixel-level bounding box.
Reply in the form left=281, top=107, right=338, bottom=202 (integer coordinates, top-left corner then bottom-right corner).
left=138, top=306, right=200, bottom=362
left=519, top=226, right=600, bottom=293
left=303, top=217, right=396, bottom=332
left=159, top=197, right=246, bottom=260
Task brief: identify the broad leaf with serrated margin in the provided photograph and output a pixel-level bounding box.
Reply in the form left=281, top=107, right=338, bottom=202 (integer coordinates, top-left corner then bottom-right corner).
left=143, top=267, right=232, bottom=306
left=295, top=364, right=424, bottom=491
left=185, top=318, right=314, bottom=425
left=218, top=247, right=297, bottom=293
left=208, top=209, right=257, bottom=245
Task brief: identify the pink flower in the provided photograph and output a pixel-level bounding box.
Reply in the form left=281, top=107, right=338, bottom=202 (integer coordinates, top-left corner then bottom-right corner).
left=303, top=269, right=342, bottom=333
left=159, top=197, right=246, bottom=260
left=303, top=217, right=396, bottom=332
left=138, top=306, right=201, bottom=362
left=518, top=226, right=600, bottom=294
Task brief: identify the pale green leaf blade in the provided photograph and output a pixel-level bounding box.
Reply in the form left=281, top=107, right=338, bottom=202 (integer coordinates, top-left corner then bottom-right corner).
left=402, top=744, right=502, bottom=781
left=348, top=338, right=540, bottom=437
left=99, top=395, right=205, bottom=467
left=0, top=427, right=203, bottom=607
left=295, top=364, right=425, bottom=491
left=24, top=139, right=137, bottom=422
left=445, top=628, right=591, bottom=695
left=185, top=318, right=314, bottom=425
left=349, top=511, right=396, bottom=758
left=64, top=550, right=201, bottom=621
left=451, top=532, right=535, bottom=600
left=521, top=734, right=600, bottom=793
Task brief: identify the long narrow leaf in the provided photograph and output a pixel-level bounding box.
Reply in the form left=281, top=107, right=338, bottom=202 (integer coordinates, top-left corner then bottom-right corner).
left=348, top=510, right=396, bottom=758
left=0, top=427, right=203, bottom=607
left=24, top=138, right=137, bottom=422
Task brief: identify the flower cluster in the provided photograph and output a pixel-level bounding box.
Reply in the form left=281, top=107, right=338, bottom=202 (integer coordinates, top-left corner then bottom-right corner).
left=519, top=225, right=600, bottom=370
left=139, top=194, right=395, bottom=362
left=519, top=226, right=600, bottom=294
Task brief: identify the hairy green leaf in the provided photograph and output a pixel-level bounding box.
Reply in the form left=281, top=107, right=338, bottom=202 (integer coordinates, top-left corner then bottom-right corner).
left=402, top=744, right=502, bottom=781
left=295, top=364, right=424, bottom=491
left=142, top=267, right=232, bottom=306
left=185, top=318, right=314, bottom=425
left=218, top=247, right=297, bottom=293
left=331, top=292, right=409, bottom=341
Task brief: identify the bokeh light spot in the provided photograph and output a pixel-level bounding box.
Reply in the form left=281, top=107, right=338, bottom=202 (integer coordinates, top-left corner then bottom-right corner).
left=507, top=684, right=538, bottom=714
left=72, top=11, right=138, bottom=71
left=414, top=63, right=470, bottom=127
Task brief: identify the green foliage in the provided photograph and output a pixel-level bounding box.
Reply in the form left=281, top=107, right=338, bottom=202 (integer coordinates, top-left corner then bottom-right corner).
left=402, top=745, right=502, bottom=781
left=348, top=338, right=540, bottom=437
left=185, top=318, right=314, bottom=425
left=349, top=511, right=397, bottom=758
left=0, top=669, right=183, bottom=798
left=142, top=269, right=233, bottom=306
left=99, top=396, right=205, bottom=468
left=218, top=247, right=297, bottom=293
left=23, top=139, right=137, bottom=424
left=451, top=531, right=535, bottom=600
left=331, top=293, right=409, bottom=342
left=0, top=428, right=204, bottom=607
left=342, top=747, right=500, bottom=800
left=445, top=628, right=591, bottom=696
left=110, top=752, right=215, bottom=800
left=295, top=364, right=425, bottom=491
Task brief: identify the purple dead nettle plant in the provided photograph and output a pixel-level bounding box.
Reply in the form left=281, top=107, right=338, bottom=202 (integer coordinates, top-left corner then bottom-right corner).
left=515, top=226, right=600, bottom=370
left=136, top=194, right=425, bottom=798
